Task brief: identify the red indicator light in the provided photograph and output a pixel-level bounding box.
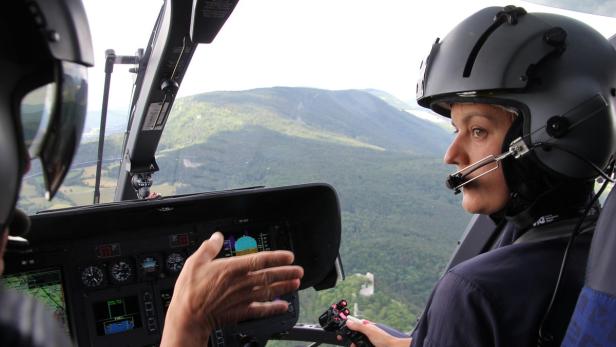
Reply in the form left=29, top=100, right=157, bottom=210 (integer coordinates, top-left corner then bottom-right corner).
left=169, top=233, right=189, bottom=247
left=96, top=244, right=120, bottom=258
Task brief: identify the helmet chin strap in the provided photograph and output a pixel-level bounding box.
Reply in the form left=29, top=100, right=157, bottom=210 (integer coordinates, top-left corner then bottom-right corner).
left=446, top=137, right=530, bottom=194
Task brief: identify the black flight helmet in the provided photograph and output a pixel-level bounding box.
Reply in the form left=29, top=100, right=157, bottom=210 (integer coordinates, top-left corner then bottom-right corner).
left=0, top=0, right=94, bottom=233
left=417, top=6, right=616, bottom=203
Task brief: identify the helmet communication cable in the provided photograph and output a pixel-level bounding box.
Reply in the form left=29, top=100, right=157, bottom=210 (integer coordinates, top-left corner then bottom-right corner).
left=537, top=157, right=615, bottom=346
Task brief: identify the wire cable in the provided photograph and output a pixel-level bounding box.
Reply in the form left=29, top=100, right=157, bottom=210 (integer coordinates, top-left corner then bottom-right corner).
left=537, top=158, right=615, bottom=346
left=535, top=142, right=615, bottom=183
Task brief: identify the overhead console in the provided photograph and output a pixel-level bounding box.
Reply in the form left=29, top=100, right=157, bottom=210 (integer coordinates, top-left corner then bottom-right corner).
left=3, top=183, right=341, bottom=347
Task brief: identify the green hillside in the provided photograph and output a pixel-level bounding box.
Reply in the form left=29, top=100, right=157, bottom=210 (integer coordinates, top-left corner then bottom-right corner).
left=18, top=87, right=470, bottom=332
left=156, top=88, right=469, bottom=329
left=165, top=87, right=452, bottom=155
left=153, top=125, right=467, bottom=327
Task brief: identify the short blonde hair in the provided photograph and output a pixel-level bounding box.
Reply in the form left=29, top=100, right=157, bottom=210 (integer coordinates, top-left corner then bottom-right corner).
left=445, top=102, right=519, bottom=121
left=492, top=104, right=519, bottom=120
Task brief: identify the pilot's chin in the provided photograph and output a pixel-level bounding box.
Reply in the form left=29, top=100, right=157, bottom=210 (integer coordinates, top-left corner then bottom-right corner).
left=461, top=200, right=480, bottom=214
left=460, top=188, right=484, bottom=214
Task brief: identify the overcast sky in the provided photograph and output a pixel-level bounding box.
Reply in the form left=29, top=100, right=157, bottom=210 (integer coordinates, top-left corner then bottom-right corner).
left=83, top=0, right=616, bottom=112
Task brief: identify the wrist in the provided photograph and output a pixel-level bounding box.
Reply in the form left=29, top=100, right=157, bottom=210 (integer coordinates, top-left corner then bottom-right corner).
left=160, top=305, right=212, bottom=347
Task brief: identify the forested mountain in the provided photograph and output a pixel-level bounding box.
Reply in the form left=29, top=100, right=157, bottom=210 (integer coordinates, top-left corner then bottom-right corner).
left=19, top=87, right=471, bottom=332
left=162, top=87, right=451, bottom=155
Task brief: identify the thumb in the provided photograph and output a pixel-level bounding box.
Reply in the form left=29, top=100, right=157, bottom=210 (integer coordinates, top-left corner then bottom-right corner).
left=197, top=231, right=224, bottom=260
left=346, top=319, right=369, bottom=333
left=346, top=319, right=380, bottom=340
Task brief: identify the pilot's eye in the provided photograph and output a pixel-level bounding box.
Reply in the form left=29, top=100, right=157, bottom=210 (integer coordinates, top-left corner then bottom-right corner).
left=471, top=127, right=486, bottom=138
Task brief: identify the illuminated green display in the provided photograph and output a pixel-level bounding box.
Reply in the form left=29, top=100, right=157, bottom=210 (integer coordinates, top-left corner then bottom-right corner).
left=1, top=269, right=69, bottom=335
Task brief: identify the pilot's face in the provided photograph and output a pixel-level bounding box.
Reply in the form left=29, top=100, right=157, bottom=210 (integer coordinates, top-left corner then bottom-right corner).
left=444, top=103, right=514, bottom=215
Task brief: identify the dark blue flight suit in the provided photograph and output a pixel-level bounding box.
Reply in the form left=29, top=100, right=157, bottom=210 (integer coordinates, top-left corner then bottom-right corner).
left=411, top=211, right=596, bottom=347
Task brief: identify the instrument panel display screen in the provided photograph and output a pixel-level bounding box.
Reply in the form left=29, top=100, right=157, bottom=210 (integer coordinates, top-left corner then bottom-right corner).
left=93, top=296, right=142, bottom=336
left=220, top=224, right=290, bottom=258
left=223, top=232, right=272, bottom=257
left=1, top=268, right=70, bottom=335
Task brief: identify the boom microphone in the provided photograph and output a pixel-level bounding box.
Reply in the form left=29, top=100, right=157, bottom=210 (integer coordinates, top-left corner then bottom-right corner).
left=446, top=137, right=530, bottom=194
left=446, top=172, right=466, bottom=192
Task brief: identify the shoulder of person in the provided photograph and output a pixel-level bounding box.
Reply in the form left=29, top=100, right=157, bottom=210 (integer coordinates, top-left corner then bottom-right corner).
left=0, top=286, right=72, bottom=347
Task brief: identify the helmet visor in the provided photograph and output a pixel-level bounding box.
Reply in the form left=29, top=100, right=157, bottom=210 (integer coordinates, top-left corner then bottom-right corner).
left=19, top=61, right=88, bottom=200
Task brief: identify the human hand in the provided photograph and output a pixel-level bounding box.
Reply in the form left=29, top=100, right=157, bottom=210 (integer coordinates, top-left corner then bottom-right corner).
left=146, top=191, right=161, bottom=199
left=160, top=231, right=304, bottom=347
left=338, top=319, right=412, bottom=347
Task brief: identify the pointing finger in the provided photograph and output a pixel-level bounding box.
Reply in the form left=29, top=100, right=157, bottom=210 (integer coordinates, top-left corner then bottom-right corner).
left=249, top=278, right=301, bottom=302
left=232, top=300, right=291, bottom=322
left=196, top=232, right=224, bottom=260
left=248, top=265, right=304, bottom=286
left=229, top=250, right=296, bottom=275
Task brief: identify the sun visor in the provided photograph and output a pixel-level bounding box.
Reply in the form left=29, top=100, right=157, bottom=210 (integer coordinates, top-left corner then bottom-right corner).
left=418, top=7, right=560, bottom=111
left=190, top=0, right=240, bottom=44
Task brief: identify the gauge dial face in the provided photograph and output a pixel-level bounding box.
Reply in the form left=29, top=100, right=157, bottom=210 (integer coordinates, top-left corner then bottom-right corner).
left=81, top=265, right=105, bottom=288
left=139, top=256, right=160, bottom=274
left=166, top=253, right=185, bottom=273
left=110, top=260, right=133, bottom=283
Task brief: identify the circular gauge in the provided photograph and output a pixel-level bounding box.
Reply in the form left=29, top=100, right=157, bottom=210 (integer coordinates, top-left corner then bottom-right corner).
left=110, top=260, right=133, bottom=283
left=166, top=252, right=186, bottom=273
left=139, top=256, right=160, bottom=275
left=81, top=265, right=105, bottom=288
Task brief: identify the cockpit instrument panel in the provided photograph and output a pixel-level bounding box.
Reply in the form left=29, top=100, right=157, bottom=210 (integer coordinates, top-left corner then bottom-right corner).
left=3, top=184, right=341, bottom=346
left=2, top=268, right=70, bottom=335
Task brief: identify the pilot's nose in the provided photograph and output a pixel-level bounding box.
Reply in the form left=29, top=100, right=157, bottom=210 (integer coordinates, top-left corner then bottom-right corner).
left=443, top=133, right=467, bottom=167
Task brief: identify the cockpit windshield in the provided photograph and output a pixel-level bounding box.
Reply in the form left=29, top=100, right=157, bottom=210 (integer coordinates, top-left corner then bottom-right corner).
left=15, top=0, right=616, bottom=338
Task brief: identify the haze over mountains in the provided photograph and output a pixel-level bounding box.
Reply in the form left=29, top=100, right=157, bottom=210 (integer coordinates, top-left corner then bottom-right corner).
left=20, top=87, right=469, bottom=330
left=168, top=87, right=451, bottom=155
